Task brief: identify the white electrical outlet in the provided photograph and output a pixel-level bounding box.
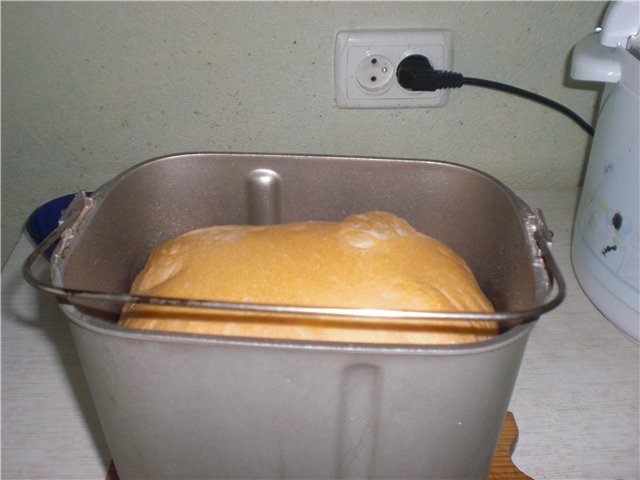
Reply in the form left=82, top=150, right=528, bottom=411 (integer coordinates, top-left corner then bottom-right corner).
left=356, top=54, right=395, bottom=93
left=334, top=29, right=453, bottom=108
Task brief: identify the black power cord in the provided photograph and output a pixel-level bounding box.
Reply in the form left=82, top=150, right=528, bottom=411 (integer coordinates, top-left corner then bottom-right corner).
left=396, top=54, right=595, bottom=137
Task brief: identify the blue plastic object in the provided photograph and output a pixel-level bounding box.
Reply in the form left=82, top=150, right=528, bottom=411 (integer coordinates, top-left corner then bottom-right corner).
left=25, top=193, right=90, bottom=259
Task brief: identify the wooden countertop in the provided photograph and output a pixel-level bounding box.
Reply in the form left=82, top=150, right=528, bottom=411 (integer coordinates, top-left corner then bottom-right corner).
left=2, top=188, right=638, bottom=479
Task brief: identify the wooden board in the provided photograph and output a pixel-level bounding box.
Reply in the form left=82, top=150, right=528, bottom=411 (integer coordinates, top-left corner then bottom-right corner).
left=107, top=411, right=531, bottom=480
left=487, top=411, right=532, bottom=480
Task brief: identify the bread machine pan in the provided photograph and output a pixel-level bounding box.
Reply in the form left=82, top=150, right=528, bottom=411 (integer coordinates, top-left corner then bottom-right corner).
left=24, top=153, right=564, bottom=479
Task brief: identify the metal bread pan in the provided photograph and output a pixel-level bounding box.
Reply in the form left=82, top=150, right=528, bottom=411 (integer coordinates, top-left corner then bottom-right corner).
left=25, top=153, right=564, bottom=479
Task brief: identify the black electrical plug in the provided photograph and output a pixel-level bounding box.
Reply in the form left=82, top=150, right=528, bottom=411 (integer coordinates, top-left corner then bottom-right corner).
left=396, top=54, right=463, bottom=91
left=394, top=54, right=594, bottom=136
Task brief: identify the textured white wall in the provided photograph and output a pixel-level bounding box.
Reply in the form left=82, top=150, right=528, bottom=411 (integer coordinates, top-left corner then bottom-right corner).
left=2, top=1, right=607, bottom=265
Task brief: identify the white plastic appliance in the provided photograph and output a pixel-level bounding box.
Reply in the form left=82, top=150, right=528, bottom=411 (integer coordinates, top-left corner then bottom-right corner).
left=571, top=0, right=640, bottom=342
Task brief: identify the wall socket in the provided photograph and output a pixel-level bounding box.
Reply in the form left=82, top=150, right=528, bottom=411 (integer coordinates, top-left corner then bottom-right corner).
left=334, top=29, right=453, bottom=108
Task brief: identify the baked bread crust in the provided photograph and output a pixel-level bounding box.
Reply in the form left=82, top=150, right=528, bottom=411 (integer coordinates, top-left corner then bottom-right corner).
left=119, top=211, right=496, bottom=344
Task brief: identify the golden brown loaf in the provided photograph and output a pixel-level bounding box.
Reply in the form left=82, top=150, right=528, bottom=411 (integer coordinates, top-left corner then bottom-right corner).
left=119, top=211, right=497, bottom=344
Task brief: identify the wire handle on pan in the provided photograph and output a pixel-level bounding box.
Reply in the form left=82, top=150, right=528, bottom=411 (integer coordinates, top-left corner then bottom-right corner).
left=23, top=198, right=565, bottom=324
left=531, top=224, right=566, bottom=315
left=23, top=192, right=93, bottom=297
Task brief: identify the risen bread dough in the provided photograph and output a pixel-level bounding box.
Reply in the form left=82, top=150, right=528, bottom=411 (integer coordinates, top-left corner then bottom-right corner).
left=119, top=211, right=497, bottom=344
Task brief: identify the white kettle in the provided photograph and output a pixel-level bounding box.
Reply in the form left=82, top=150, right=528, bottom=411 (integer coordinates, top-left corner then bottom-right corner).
left=571, top=0, right=639, bottom=342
